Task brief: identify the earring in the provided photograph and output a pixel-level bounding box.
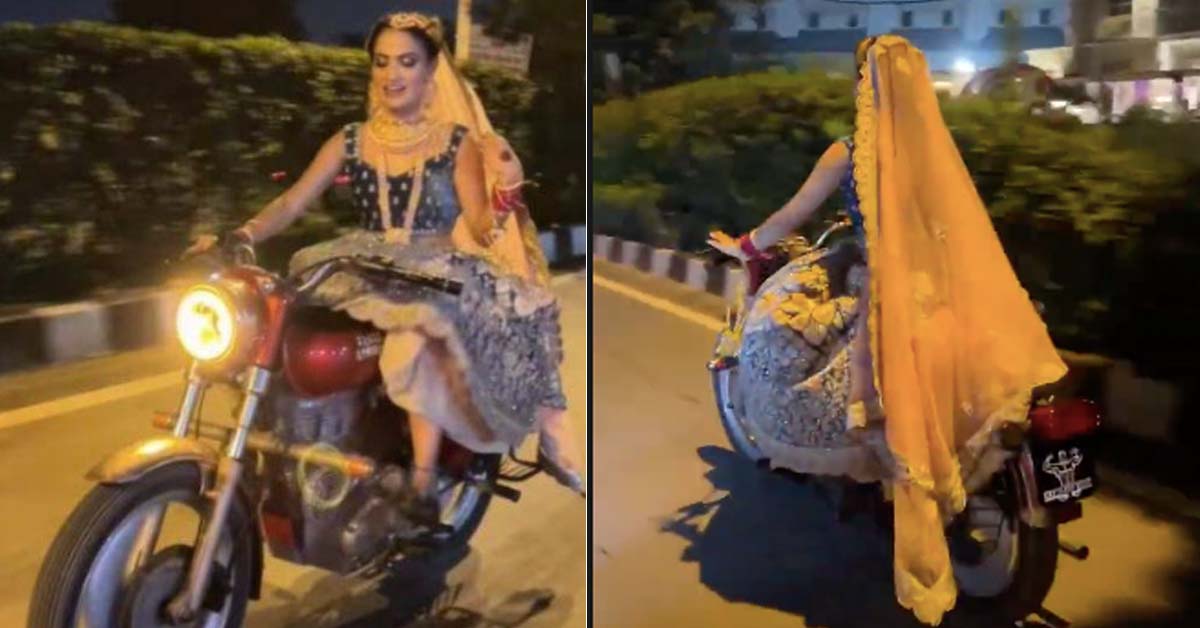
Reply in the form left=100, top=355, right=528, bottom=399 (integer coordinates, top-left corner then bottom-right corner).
left=420, top=80, right=437, bottom=119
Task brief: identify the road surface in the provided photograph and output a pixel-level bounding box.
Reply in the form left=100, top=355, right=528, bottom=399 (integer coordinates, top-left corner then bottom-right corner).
left=592, top=258, right=1200, bottom=628
left=0, top=272, right=587, bottom=628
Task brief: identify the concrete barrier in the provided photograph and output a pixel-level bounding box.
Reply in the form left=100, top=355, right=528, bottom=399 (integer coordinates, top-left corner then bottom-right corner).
left=0, top=224, right=587, bottom=375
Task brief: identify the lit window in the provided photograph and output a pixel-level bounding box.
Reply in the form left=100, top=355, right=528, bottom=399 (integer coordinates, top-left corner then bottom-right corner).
left=901, top=11, right=914, bottom=28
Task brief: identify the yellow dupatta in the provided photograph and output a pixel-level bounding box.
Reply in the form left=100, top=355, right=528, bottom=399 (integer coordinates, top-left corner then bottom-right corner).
left=425, top=42, right=553, bottom=288
left=852, top=37, right=1068, bottom=624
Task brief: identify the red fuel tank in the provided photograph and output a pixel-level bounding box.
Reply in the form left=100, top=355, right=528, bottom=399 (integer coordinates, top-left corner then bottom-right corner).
left=283, top=309, right=382, bottom=397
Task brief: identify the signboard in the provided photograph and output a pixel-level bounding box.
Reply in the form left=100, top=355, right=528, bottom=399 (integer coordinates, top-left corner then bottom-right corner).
left=468, top=23, right=534, bottom=75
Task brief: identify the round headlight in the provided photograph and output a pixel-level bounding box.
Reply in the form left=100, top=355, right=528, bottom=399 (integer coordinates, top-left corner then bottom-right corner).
left=176, top=286, right=236, bottom=361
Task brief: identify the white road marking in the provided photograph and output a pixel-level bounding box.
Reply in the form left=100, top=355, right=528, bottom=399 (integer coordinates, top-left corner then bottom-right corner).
left=592, top=275, right=724, bottom=332
left=0, top=371, right=182, bottom=431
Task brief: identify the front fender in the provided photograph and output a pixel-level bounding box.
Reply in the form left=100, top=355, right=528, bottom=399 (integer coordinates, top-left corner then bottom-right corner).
left=86, top=436, right=219, bottom=484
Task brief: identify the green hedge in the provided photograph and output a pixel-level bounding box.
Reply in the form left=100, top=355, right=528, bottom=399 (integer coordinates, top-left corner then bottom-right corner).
left=594, top=70, right=1199, bottom=376
left=0, top=21, right=536, bottom=302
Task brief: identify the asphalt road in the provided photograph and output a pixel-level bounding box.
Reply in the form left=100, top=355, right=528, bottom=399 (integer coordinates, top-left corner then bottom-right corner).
left=592, top=258, right=1200, bottom=628
left=0, top=272, right=587, bottom=628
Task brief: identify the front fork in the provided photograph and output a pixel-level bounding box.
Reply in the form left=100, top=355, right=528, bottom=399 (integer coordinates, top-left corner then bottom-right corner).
left=147, top=363, right=272, bottom=622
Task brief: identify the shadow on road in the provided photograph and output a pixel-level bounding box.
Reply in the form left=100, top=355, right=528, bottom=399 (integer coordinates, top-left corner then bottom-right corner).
left=246, top=544, right=571, bottom=627
left=659, top=445, right=1196, bottom=628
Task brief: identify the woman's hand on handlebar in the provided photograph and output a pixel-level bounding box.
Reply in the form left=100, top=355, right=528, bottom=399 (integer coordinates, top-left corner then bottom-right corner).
left=706, top=230, right=749, bottom=263
left=183, top=234, right=220, bottom=258
left=182, top=229, right=253, bottom=261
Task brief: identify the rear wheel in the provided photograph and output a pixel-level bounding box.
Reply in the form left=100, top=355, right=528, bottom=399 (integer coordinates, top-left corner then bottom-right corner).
left=28, top=463, right=254, bottom=628
left=431, top=453, right=500, bottom=547
left=950, top=470, right=1058, bottom=622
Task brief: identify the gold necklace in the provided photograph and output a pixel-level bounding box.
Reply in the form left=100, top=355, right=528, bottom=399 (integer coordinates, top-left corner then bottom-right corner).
left=365, top=111, right=434, bottom=153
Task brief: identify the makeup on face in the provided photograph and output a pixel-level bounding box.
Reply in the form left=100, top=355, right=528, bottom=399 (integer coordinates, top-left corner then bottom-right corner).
left=371, top=29, right=435, bottom=119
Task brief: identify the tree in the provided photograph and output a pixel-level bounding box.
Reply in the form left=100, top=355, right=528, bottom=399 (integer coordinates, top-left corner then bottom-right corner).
left=592, top=0, right=733, bottom=95
left=110, top=0, right=306, bottom=40
left=482, top=0, right=587, bottom=223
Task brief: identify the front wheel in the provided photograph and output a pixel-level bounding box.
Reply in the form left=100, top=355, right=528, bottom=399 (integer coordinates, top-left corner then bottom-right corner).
left=28, top=462, right=254, bottom=628
left=950, top=472, right=1059, bottom=622
left=711, top=364, right=765, bottom=462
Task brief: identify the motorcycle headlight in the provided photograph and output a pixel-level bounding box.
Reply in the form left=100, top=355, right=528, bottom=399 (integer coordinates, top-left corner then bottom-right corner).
left=177, top=287, right=236, bottom=361
left=176, top=280, right=261, bottom=367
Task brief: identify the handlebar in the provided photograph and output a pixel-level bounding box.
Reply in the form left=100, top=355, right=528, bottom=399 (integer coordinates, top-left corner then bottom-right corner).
left=292, top=256, right=463, bottom=296
left=705, top=218, right=854, bottom=265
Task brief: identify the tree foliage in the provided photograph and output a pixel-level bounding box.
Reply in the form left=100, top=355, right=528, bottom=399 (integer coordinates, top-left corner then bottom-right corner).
left=593, top=71, right=1198, bottom=370
left=0, top=22, right=535, bottom=302
left=482, top=0, right=586, bottom=224
left=592, top=0, right=734, bottom=96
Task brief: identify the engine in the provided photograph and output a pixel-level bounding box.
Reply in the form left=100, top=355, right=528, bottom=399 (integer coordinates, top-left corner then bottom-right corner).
left=258, top=385, right=415, bottom=574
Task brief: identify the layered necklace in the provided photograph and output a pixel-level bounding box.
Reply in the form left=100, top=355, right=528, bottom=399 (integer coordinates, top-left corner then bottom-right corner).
left=363, top=107, right=454, bottom=244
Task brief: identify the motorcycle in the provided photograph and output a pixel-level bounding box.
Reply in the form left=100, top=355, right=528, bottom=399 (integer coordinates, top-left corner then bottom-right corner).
left=706, top=219, right=1099, bottom=626
left=28, top=238, right=547, bottom=627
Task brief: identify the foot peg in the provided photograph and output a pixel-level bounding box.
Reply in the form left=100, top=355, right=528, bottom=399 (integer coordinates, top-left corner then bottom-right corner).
left=491, top=483, right=522, bottom=502
left=1058, top=540, right=1090, bottom=560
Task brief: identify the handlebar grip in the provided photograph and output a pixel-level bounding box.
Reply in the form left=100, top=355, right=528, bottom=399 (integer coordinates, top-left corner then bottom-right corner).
left=392, top=269, right=464, bottom=295
left=354, top=258, right=463, bottom=295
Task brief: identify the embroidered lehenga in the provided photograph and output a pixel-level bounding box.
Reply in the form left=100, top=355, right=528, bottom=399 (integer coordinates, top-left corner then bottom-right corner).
left=286, top=17, right=568, bottom=456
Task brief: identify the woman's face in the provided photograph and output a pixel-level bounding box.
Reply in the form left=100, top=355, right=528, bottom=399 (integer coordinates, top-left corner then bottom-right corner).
left=371, top=28, right=436, bottom=119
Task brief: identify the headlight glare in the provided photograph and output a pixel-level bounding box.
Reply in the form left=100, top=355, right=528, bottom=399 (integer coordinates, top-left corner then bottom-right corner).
left=176, top=287, right=236, bottom=361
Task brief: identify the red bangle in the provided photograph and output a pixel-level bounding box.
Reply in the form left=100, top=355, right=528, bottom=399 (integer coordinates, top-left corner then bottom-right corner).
left=493, top=184, right=526, bottom=217
left=738, top=233, right=764, bottom=260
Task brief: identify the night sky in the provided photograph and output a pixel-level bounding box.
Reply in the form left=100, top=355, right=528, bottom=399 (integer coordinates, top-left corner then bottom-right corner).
left=0, top=0, right=475, bottom=44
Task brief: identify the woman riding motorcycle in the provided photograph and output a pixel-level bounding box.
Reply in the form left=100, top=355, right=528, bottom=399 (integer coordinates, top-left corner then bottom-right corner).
left=191, top=12, right=585, bottom=521
left=707, top=36, right=1068, bottom=624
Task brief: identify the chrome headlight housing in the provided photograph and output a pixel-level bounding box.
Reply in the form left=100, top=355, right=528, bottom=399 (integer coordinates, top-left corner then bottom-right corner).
left=175, top=279, right=262, bottom=368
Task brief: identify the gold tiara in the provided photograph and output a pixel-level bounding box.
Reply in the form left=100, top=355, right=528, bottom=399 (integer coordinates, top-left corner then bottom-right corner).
left=386, top=12, right=445, bottom=47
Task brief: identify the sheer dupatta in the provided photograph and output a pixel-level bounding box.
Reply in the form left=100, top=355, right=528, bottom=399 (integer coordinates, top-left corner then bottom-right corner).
left=427, top=47, right=552, bottom=287
left=852, top=36, right=1068, bottom=624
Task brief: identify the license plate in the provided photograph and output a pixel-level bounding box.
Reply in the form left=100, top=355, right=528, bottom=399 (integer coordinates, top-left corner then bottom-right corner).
left=1030, top=437, right=1098, bottom=505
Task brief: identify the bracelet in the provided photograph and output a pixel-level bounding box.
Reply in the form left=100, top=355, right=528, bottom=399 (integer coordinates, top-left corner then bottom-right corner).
left=493, top=182, right=527, bottom=217
left=235, top=222, right=259, bottom=245
left=738, top=231, right=765, bottom=260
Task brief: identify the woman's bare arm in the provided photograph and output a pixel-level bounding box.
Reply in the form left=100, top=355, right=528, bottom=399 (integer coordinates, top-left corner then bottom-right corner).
left=238, top=131, right=346, bottom=243
left=453, top=134, right=495, bottom=247
left=749, top=140, right=851, bottom=249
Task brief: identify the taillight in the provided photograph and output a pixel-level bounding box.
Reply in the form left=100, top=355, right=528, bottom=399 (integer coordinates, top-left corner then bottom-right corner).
left=1028, top=398, right=1101, bottom=442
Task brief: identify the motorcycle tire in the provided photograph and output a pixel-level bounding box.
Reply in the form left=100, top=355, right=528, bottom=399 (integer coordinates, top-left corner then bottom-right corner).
left=439, top=453, right=501, bottom=548
left=957, top=518, right=1059, bottom=623
left=711, top=364, right=765, bottom=462
left=952, top=466, right=1060, bottom=623
left=28, top=462, right=255, bottom=628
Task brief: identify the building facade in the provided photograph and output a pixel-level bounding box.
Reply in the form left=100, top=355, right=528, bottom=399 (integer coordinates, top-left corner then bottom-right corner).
left=1025, top=0, right=1200, bottom=116
left=726, top=0, right=1069, bottom=75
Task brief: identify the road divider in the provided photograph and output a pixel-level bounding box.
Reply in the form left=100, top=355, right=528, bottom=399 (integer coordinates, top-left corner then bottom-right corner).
left=593, top=234, right=1181, bottom=449
left=0, top=225, right=586, bottom=375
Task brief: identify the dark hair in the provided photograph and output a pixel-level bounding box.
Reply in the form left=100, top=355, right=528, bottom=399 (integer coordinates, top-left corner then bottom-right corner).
left=365, top=19, right=440, bottom=61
